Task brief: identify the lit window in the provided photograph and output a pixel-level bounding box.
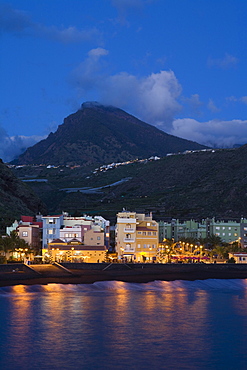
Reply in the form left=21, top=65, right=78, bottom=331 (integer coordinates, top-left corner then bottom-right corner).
left=97, top=236, right=101, bottom=240
left=147, top=223, right=150, bottom=226
left=137, top=244, right=141, bottom=248
left=48, top=230, right=53, bottom=235
left=22, top=231, right=28, bottom=237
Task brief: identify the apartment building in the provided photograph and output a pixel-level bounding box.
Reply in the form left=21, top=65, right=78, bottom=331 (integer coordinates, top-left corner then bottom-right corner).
left=116, top=211, right=159, bottom=262
left=159, top=217, right=247, bottom=245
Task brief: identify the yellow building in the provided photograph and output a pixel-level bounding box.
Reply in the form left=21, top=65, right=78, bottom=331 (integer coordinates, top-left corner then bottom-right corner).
left=45, top=238, right=107, bottom=263
left=116, top=211, right=159, bottom=262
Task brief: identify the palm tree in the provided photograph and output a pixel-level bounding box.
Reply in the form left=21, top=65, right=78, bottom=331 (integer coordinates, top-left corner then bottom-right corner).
left=213, top=245, right=228, bottom=260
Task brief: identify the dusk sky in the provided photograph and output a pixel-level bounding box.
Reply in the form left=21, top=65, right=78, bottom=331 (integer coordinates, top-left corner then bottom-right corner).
left=1, top=0, right=247, bottom=162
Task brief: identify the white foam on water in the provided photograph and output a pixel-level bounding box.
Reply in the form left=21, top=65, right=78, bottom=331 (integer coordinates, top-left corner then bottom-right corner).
left=1, top=278, right=247, bottom=295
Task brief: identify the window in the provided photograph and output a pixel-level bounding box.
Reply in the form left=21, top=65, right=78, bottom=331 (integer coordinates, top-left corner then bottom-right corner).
left=137, top=244, right=141, bottom=248
left=97, top=236, right=101, bottom=240
left=229, top=233, right=231, bottom=236
left=22, top=231, right=28, bottom=237
left=144, top=244, right=146, bottom=248
left=147, top=223, right=150, bottom=226
left=229, top=227, right=231, bottom=230
left=48, top=229, right=53, bottom=235
left=143, top=232, right=146, bottom=236
left=222, top=233, right=225, bottom=236
left=153, top=232, right=156, bottom=235
left=126, top=234, right=131, bottom=239
left=216, top=227, right=220, bottom=230
left=48, top=218, right=56, bottom=224
left=138, top=231, right=141, bottom=234
left=148, top=232, right=151, bottom=235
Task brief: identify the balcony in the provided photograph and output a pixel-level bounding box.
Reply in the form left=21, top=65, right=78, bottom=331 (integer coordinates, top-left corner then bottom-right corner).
left=124, top=228, right=135, bottom=233
left=124, top=238, right=135, bottom=243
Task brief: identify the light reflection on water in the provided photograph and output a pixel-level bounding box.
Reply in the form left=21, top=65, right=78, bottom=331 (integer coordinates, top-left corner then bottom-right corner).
left=1, top=280, right=247, bottom=369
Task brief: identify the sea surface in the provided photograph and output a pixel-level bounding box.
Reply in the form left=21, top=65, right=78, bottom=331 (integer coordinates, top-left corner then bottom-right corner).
left=1, top=279, right=247, bottom=370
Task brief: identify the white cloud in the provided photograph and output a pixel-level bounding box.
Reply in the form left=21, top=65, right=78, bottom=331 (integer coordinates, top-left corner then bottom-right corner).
left=182, top=94, right=203, bottom=115
left=0, top=126, right=46, bottom=163
left=207, top=99, right=220, bottom=113
left=226, top=96, right=247, bottom=105
left=240, top=96, right=247, bottom=104
left=72, top=49, right=182, bottom=128
left=170, top=118, right=247, bottom=148
left=207, top=53, right=239, bottom=69
left=110, top=0, right=154, bottom=24
left=0, top=3, right=99, bottom=43
left=88, top=48, right=109, bottom=58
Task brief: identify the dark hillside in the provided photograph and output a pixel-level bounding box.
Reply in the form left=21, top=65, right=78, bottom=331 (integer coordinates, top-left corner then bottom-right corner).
left=0, top=160, right=46, bottom=232
left=13, top=145, right=247, bottom=221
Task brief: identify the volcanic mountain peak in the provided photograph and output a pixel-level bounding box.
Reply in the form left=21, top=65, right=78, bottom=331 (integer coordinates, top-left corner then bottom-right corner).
left=13, top=102, right=208, bottom=166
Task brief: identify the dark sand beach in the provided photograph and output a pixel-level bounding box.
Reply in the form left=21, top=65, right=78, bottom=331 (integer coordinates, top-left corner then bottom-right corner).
left=1, top=262, right=247, bottom=287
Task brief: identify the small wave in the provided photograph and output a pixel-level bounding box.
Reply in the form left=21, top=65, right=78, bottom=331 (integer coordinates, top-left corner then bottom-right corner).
left=1, top=279, right=247, bottom=295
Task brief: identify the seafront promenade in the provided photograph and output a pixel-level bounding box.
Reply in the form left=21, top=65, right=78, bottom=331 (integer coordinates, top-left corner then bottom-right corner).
left=1, top=262, right=247, bottom=287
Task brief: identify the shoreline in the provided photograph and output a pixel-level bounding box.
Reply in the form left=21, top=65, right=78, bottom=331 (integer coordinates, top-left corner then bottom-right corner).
left=1, top=263, right=247, bottom=287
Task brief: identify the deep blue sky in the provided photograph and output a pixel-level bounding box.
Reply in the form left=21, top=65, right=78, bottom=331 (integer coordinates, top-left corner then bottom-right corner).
left=1, top=0, right=247, bottom=161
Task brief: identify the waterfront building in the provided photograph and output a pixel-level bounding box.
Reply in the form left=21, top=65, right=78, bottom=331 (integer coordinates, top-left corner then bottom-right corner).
left=228, top=253, right=247, bottom=263
left=159, top=217, right=247, bottom=245
left=159, top=219, right=207, bottom=241
left=116, top=211, right=159, bottom=262
left=6, top=216, right=42, bottom=251
left=42, top=213, right=110, bottom=246
left=42, top=213, right=110, bottom=259
left=47, top=238, right=107, bottom=263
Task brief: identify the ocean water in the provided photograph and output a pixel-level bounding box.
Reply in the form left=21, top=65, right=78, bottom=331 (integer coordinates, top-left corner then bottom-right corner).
left=0, top=280, right=247, bottom=370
